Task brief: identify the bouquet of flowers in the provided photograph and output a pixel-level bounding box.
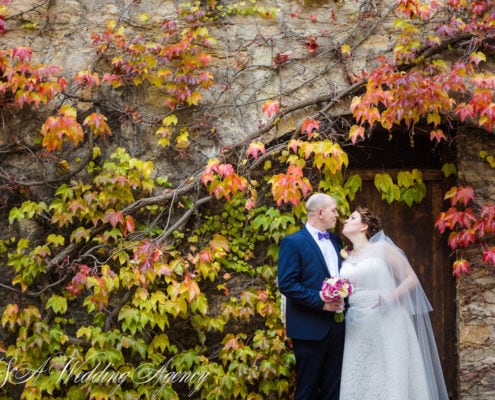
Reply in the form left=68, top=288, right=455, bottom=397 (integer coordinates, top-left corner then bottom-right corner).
left=321, top=277, right=353, bottom=323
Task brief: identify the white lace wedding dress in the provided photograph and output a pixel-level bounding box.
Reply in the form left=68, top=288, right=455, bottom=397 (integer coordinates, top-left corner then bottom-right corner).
left=339, top=239, right=448, bottom=400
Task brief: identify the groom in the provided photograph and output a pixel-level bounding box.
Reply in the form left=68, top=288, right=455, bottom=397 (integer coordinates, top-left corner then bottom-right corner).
left=278, top=193, right=345, bottom=400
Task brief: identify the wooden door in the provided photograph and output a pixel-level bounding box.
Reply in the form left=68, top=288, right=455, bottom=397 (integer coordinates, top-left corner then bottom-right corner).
left=346, top=169, right=458, bottom=399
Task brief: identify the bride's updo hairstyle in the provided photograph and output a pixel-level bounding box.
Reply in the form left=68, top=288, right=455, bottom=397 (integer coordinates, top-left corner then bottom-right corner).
left=355, top=206, right=382, bottom=239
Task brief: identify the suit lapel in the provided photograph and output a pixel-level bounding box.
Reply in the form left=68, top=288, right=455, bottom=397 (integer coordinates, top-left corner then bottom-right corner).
left=301, top=227, right=330, bottom=276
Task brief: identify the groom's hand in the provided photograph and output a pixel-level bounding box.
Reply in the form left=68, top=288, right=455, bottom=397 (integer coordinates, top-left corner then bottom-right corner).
left=323, top=299, right=344, bottom=312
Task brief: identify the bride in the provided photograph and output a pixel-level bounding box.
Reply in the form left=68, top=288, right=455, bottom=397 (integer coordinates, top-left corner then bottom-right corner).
left=339, top=206, right=449, bottom=400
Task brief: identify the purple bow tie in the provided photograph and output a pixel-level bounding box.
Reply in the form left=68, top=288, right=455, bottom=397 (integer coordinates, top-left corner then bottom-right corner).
left=318, top=231, right=330, bottom=240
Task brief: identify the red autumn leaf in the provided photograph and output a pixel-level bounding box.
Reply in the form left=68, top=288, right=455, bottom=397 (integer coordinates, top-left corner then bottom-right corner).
left=105, top=209, right=124, bottom=227
left=273, top=53, right=289, bottom=68
left=102, top=73, right=122, bottom=88
left=447, top=229, right=476, bottom=250
left=67, top=199, right=86, bottom=214
left=452, top=259, right=470, bottom=278
left=262, top=100, right=279, bottom=118
left=201, top=158, right=220, bottom=185
left=448, top=208, right=477, bottom=229
left=304, top=37, right=318, bottom=53
left=246, top=141, right=266, bottom=160
left=288, top=139, right=302, bottom=153
left=482, top=247, right=495, bottom=266
left=435, top=211, right=448, bottom=234
left=245, top=198, right=256, bottom=210
left=301, top=118, right=320, bottom=137
left=124, top=215, right=135, bottom=235
left=436, top=207, right=475, bottom=235
left=198, top=249, right=212, bottom=263
left=475, top=205, right=495, bottom=236
left=12, top=46, right=32, bottom=62
left=479, top=104, right=495, bottom=131
left=444, top=186, right=475, bottom=207
left=83, top=113, right=112, bottom=140
left=74, top=70, right=100, bottom=88
left=217, top=163, right=235, bottom=178
left=456, top=229, right=476, bottom=248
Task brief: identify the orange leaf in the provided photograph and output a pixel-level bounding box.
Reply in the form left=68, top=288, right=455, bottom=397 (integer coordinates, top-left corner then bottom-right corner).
left=430, top=129, right=446, bottom=143
left=124, top=215, right=135, bottom=235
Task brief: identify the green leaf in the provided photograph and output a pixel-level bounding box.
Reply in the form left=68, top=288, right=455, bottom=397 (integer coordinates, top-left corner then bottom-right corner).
left=54, top=184, right=74, bottom=201
left=344, top=174, right=362, bottom=200
left=76, top=326, right=95, bottom=340
left=397, top=171, right=413, bottom=188
left=441, top=162, right=457, bottom=177
left=46, top=234, right=65, bottom=247
left=374, top=173, right=394, bottom=192
left=46, top=295, right=68, bottom=314
left=191, top=293, right=208, bottom=315
left=150, top=333, right=171, bottom=353
left=401, top=187, right=417, bottom=207
left=118, top=305, right=140, bottom=335
left=8, top=207, right=24, bottom=224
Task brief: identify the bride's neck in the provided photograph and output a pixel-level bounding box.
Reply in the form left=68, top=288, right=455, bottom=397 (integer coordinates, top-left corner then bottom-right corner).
left=350, top=236, right=369, bottom=253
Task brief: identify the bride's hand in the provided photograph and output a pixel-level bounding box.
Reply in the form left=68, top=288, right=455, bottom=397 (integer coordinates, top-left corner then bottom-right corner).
left=372, top=293, right=395, bottom=310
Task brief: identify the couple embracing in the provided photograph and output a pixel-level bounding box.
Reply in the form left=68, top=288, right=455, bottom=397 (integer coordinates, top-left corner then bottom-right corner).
left=277, top=193, right=449, bottom=400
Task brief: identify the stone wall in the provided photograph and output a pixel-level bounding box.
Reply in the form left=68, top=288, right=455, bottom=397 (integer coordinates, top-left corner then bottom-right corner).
left=456, top=132, right=495, bottom=400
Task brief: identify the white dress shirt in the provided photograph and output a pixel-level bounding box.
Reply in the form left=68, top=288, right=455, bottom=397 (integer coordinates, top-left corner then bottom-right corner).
left=306, top=223, right=339, bottom=277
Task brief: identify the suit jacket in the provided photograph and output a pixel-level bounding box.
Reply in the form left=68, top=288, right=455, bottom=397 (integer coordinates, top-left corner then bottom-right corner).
left=278, top=226, right=343, bottom=340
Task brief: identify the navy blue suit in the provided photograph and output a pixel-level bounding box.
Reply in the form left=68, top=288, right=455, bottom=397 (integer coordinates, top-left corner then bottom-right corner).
left=278, top=226, right=344, bottom=400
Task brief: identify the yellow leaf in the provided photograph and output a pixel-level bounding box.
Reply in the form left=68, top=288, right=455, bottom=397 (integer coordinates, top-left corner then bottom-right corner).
left=93, top=146, right=101, bottom=159
left=158, top=137, right=170, bottom=147
left=427, top=113, right=441, bottom=126
left=138, top=13, right=150, bottom=22
left=341, top=44, right=351, bottom=56
left=187, top=91, right=202, bottom=106
left=162, top=114, right=178, bottom=126
left=175, top=131, right=190, bottom=149
left=59, top=104, right=77, bottom=118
